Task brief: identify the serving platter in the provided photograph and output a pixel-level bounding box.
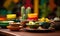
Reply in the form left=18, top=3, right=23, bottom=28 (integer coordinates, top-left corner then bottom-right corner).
left=24, top=28, right=54, bottom=33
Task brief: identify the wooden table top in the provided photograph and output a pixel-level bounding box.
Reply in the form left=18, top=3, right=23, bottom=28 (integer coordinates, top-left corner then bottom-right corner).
left=0, top=29, right=60, bottom=36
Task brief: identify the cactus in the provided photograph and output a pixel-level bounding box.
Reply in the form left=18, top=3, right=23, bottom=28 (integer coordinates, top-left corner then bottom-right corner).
left=56, top=6, right=60, bottom=18
left=39, top=0, right=51, bottom=18
left=40, top=4, right=51, bottom=18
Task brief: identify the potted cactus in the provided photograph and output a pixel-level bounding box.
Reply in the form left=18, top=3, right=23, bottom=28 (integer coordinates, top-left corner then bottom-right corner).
left=39, top=0, right=51, bottom=29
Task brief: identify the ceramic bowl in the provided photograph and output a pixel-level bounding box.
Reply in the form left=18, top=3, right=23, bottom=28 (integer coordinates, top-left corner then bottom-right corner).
left=9, top=23, right=20, bottom=27
left=26, top=24, right=39, bottom=29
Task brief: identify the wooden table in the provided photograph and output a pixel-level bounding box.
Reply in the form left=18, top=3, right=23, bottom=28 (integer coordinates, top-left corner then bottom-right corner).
left=0, top=29, right=60, bottom=36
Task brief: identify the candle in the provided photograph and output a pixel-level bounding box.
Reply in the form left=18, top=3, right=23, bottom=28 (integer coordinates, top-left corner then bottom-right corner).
left=34, top=0, right=39, bottom=14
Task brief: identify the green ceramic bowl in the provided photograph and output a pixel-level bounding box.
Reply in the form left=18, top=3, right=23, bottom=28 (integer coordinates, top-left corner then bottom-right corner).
left=0, top=21, right=9, bottom=28
left=40, top=22, right=50, bottom=29
left=26, top=24, right=39, bottom=29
